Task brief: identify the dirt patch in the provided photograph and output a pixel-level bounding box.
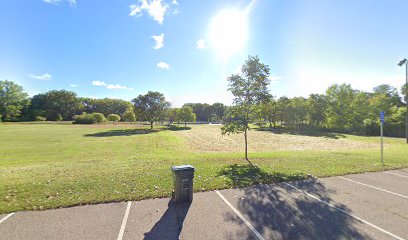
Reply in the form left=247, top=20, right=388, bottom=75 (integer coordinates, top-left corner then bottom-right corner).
left=173, top=125, right=376, bottom=152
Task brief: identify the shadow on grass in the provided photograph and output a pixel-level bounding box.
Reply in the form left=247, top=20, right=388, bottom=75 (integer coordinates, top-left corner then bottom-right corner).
left=255, top=127, right=346, bottom=139
left=218, top=164, right=369, bottom=239
left=84, top=126, right=191, bottom=137
left=84, top=129, right=159, bottom=137
left=144, top=200, right=190, bottom=240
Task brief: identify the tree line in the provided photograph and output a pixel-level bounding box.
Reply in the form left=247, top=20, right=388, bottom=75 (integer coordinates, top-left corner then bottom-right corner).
left=0, top=77, right=406, bottom=135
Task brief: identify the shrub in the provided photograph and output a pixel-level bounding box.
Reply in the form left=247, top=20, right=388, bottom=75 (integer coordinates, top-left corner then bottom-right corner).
left=56, top=114, right=63, bottom=121
left=35, top=116, right=47, bottom=121
left=73, top=113, right=96, bottom=124
left=107, top=114, right=121, bottom=124
left=91, top=113, right=106, bottom=123
left=122, top=110, right=136, bottom=122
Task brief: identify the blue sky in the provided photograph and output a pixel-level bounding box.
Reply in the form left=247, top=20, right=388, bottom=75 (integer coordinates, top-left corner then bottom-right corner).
left=0, top=0, right=407, bottom=106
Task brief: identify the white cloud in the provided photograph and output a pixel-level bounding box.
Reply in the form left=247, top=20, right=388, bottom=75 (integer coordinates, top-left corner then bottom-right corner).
left=156, top=61, right=170, bottom=70
left=152, top=33, right=164, bottom=49
left=92, top=80, right=128, bottom=90
left=68, top=0, right=76, bottom=6
left=70, top=84, right=78, bottom=88
left=129, top=0, right=168, bottom=24
left=28, top=73, right=52, bottom=81
left=172, top=0, right=178, bottom=5
left=196, top=39, right=206, bottom=49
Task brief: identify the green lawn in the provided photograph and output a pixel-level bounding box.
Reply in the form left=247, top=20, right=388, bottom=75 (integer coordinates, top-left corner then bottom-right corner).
left=1, top=123, right=407, bottom=213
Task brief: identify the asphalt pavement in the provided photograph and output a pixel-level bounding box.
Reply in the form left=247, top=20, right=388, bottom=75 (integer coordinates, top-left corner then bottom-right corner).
left=1, top=168, right=407, bottom=240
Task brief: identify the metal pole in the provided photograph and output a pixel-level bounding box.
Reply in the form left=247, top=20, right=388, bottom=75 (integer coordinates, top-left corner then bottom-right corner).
left=381, top=122, right=384, bottom=165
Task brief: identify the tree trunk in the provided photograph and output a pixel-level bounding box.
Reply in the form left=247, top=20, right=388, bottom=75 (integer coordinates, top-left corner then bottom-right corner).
left=150, top=121, right=153, bottom=129
left=268, top=120, right=272, bottom=129
left=184, top=122, right=187, bottom=127
left=244, top=128, right=248, bottom=161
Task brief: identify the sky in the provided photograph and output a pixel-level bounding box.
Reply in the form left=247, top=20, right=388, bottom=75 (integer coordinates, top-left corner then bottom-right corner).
left=0, top=0, right=407, bottom=107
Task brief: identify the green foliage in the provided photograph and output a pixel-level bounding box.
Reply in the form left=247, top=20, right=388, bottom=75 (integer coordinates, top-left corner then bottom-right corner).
left=176, top=106, right=196, bottom=127
left=56, top=114, right=63, bottom=121
left=132, top=91, right=171, bottom=129
left=35, top=116, right=47, bottom=121
left=222, top=56, right=271, bottom=161
left=80, top=98, right=133, bottom=117
left=28, top=90, right=82, bottom=121
left=73, top=113, right=97, bottom=124
left=183, top=102, right=226, bottom=122
left=91, top=113, right=106, bottom=123
left=122, top=110, right=136, bottom=122
left=107, top=114, right=121, bottom=123
left=0, top=80, right=29, bottom=121
left=73, top=112, right=106, bottom=124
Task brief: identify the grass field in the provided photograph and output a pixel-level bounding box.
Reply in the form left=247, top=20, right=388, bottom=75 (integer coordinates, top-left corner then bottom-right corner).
left=1, top=123, right=407, bottom=213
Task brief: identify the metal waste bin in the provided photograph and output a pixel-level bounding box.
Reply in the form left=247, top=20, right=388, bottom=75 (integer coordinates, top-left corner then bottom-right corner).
left=171, top=165, right=195, bottom=203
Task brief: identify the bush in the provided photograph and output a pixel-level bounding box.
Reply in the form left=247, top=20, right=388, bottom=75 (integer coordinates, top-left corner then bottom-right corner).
left=0, top=114, right=2, bottom=122
left=56, top=114, right=63, bottom=121
left=107, top=114, right=121, bottom=124
left=35, top=116, right=47, bottom=121
left=73, top=113, right=96, bottom=124
left=122, top=110, right=136, bottom=122
left=91, top=113, right=106, bottom=123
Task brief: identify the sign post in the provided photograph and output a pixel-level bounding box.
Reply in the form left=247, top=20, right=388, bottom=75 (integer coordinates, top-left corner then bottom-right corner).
left=380, top=111, right=385, bottom=165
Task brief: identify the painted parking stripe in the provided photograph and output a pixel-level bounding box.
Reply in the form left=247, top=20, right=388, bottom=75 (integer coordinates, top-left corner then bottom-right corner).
left=282, top=182, right=406, bottom=240
left=117, top=201, right=132, bottom=240
left=0, top=213, right=14, bottom=224
left=385, top=172, right=408, bottom=179
left=215, top=190, right=265, bottom=240
left=339, top=176, right=408, bottom=199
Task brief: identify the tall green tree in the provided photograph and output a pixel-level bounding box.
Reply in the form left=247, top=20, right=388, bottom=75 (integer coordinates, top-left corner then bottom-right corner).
left=80, top=98, right=133, bottom=117
left=0, top=80, right=29, bottom=121
left=28, top=90, right=82, bottom=120
left=176, top=106, right=196, bottom=127
left=221, top=56, right=271, bottom=162
left=132, top=91, right=171, bottom=129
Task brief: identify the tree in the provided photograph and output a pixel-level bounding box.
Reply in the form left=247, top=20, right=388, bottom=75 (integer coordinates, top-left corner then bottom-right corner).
left=80, top=98, right=133, bottom=117
left=91, top=113, right=106, bottom=123
left=307, top=94, right=327, bottom=128
left=122, top=110, right=136, bottom=122
left=132, top=91, right=171, bottom=129
left=168, top=108, right=179, bottom=124
left=28, top=90, right=82, bottom=121
left=107, top=114, right=121, bottom=124
left=221, top=55, right=271, bottom=162
left=176, top=106, right=196, bottom=127
left=0, top=80, right=29, bottom=121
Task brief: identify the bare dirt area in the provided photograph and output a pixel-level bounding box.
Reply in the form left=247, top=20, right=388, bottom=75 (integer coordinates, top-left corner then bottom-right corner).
left=174, top=125, right=377, bottom=152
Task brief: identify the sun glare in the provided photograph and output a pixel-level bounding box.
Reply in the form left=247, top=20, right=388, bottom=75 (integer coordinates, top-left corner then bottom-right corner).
left=209, top=9, right=248, bottom=59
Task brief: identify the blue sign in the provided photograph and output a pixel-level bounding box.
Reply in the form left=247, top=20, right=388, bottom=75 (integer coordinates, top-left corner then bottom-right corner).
left=380, top=111, right=385, bottom=124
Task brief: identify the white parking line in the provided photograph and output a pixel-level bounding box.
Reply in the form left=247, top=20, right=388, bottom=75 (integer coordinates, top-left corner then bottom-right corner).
left=385, top=172, right=408, bottom=179
left=117, top=201, right=132, bottom=240
left=215, top=190, right=265, bottom=240
left=0, top=213, right=14, bottom=224
left=339, top=176, right=408, bottom=199
left=282, top=182, right=406, bottom=240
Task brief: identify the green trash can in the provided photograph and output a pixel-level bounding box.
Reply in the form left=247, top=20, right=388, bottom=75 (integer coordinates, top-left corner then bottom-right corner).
left=171, top=165, right=195, bottom=203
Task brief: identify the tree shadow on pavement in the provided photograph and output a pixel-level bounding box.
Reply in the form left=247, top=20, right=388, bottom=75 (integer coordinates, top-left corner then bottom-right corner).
left=218, top=164, right=308, bottom=187
left=219, top=164, right=370, bottom=239
left=144, top=200, right=191, bottom=240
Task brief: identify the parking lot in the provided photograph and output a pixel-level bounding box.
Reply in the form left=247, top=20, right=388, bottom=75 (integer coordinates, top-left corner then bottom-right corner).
left=1, top=169, right=407, bottom=240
